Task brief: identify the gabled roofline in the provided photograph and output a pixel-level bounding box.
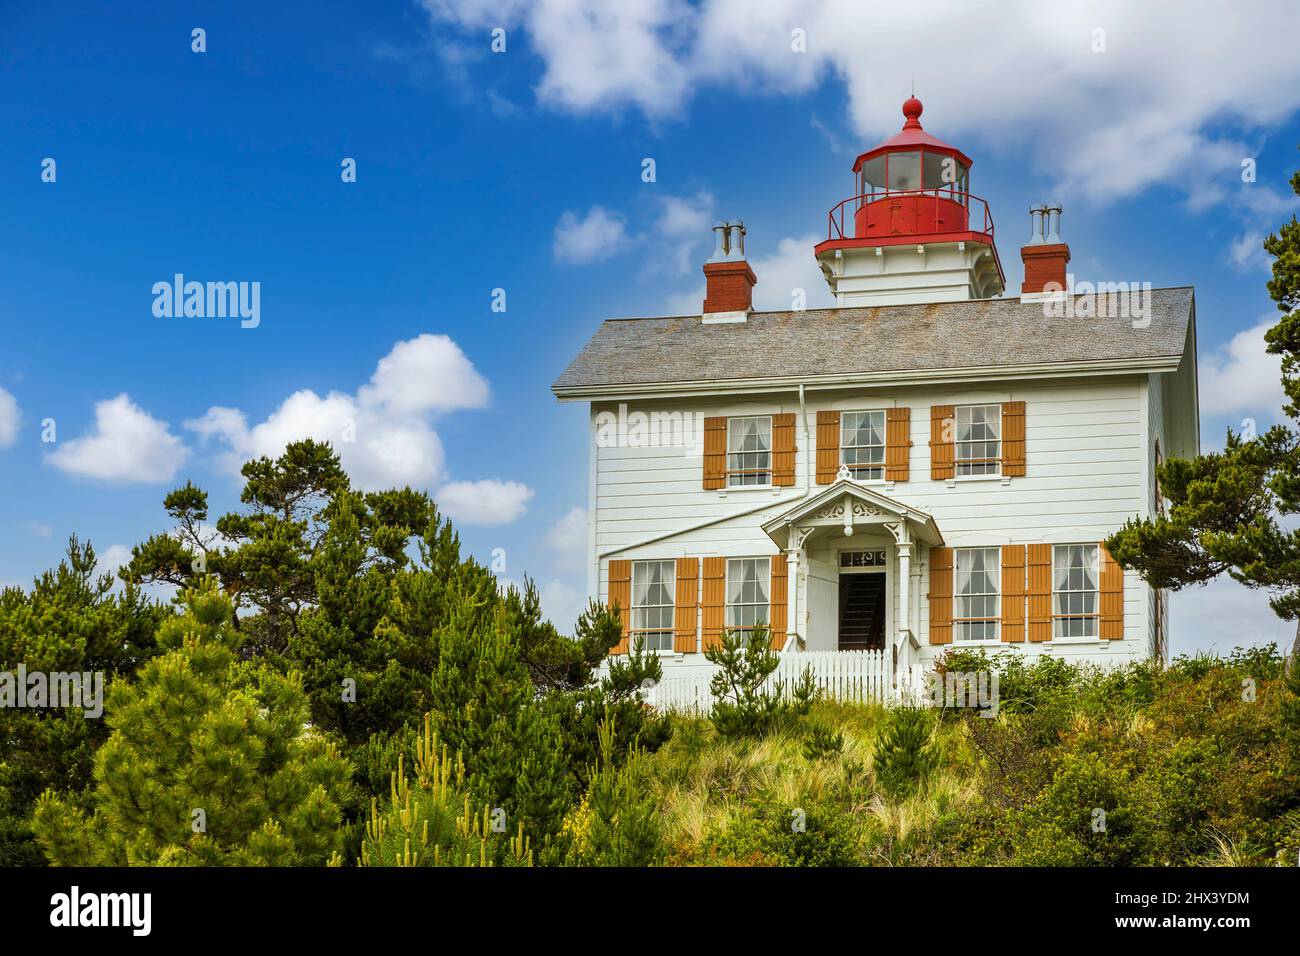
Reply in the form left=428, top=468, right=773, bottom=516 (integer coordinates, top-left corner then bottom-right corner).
left=760, top=478, right=944, bottom=550
left=553, top=355, right=1185, bottom=402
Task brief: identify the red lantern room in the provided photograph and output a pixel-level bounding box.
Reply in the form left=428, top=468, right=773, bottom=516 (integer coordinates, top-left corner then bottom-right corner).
left=815, top=97, right=1005, bottom=305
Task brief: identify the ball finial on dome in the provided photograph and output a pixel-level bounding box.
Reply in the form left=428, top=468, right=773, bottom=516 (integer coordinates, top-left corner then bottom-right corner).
left=902, top=96, right=923, bottom=128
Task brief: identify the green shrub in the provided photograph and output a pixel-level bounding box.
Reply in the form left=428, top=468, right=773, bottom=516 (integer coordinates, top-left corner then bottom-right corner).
left=705, top=626, right=814, bottom=739
left=700, top=795, right=859, bottom=867
left=802, top=722, right=845, bottom=761
left=355, top=714, right=532, bottom=867
left=568, top=711, right=662, bottom=866
left=872, top=707, right=936, bottom=799
left=1012, top=749, right=1156, bottom=866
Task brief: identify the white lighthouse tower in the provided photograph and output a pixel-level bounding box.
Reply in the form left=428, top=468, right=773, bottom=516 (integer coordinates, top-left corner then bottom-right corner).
left=814, top=97, right=1005, bottom=306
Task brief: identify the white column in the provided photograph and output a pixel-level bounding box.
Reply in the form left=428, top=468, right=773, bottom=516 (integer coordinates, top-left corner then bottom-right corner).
left=786, top=526, right=805, bottom=650
left=896, top=541, right=912, bottom=646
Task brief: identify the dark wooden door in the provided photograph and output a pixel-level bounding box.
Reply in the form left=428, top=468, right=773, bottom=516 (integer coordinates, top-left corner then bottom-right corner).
left=839, top=574, right=886, bottom=650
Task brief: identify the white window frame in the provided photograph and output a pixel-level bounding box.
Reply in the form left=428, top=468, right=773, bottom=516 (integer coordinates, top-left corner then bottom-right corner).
left=1052, top=544, right=1100, bottom=639
left=630, top=559, right=676, bottom=652
left=954, top=404, right=1001, bottom=478
left=726, top=416, right=773, bottom=488
left=725, top=557, right=771, bottom=634
left=954, top=547, right=1000, bottom=642
left=840, top=409, right=887, bottom=481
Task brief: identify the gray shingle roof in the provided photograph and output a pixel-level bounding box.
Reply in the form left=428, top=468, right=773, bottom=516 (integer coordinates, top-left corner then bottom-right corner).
left=553, top=288, right=1194, bottom=393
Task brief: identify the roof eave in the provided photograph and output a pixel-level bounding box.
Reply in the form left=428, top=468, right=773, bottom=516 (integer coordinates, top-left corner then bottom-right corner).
left=552, top=355, right=1185, bottom=403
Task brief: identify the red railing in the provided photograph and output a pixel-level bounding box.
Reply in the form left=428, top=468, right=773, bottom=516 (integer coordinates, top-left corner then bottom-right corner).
left=825, top=188, right=996, bottom=244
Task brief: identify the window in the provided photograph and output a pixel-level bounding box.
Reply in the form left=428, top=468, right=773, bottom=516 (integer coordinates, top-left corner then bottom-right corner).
left=955, top=547, right=1000, bottom=641
left=841, top=410, right=886, bottom=480
left=886, top=151, right=921, bottom=191
left=727, top=416, right=772, bottom=486
left=726, top=558, right=770, bottom=633
left=631, top=560, right=676, bottom=652
left=955, top=404, right=1001, bottom=477
left=1053, top=545, right=1099, bottom=638
left=840, top=550, right=887, bottom=568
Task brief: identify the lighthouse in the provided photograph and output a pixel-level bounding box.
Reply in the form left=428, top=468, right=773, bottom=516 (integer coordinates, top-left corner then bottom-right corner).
left=814, top=97, right=1005, bottom=306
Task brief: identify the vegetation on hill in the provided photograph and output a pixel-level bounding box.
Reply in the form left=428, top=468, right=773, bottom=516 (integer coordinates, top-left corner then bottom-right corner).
left=615, top=647, right=1300, bottom=867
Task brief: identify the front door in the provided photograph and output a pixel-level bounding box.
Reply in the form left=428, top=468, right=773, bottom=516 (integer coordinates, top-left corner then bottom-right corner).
left=838, top=574, right=886, bottom=650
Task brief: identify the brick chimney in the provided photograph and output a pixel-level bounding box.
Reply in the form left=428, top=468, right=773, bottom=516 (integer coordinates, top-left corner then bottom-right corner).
left=1020, top=203, right=1070, bottom=297
left=702, top=220, right=756, bottom=322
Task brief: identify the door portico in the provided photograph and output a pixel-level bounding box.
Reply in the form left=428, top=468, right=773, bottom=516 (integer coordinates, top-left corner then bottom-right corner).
left=762, top=470, right=943, bottom=670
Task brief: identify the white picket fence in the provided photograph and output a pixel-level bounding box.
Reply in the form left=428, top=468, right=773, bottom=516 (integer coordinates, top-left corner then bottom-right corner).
left=643, top=649, right=924, bottom=713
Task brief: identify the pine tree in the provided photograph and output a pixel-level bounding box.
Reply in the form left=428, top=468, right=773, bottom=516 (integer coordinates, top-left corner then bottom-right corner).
left=29, top=578, right=354, bottom=866
left=705, top=626, right=814, bottom=738
left=0, top=537, right=163, bottom=865
left=429, top=596, right=574, bottom=850
left=872, top=706, right=936, bottom=800
left=579, top=711, right=661, bottom=866
left=353, top=714, right=532, bottom=867
left=1106, top=155, right=1300, bottom=657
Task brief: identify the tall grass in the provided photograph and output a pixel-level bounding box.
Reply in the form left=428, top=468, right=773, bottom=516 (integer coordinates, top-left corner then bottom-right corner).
left=644, top=700, right=979, bottom=865
left=635, top=646, right=1300, bottom=866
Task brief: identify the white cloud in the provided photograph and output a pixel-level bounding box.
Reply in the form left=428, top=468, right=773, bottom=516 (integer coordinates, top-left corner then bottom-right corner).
left=554, top=193, right=717, bottom=275
left=545, top=506, right=589, bottom=569
left=538, top=577, right=586, bottom=634
left=653, top=191, right=715, bottom=275
left=1198, top=317, right=1286, bottom=418
left=554, top=206, right=629, bottom=264
left=1228, top=231, right=1270, bottom=273
left=663, top=231, right=835, bottom=314
left=665, top=284, right=706, bottom=317
left=47, top=394, right=189, bottom=483
left=423, top=0, right=692, bottom=118
left=20, top=521, right=52, bottom=538
left=185, top=334, right=489, bottom=491
left=496, top=573, right=587, bottom=634
left=357, top=333, right=490, bottom=415
left=0, top=386, right=19, bottom=447
left=423, top=1, right=1300, bottom=208
left=437, top=479, right=535, bottom=525
left=749, top=233, right=836, bottom=312
left=95, top=544, right=133, bottom=578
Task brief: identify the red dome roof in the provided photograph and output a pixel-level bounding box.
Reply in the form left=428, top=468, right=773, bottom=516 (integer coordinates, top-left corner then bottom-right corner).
left=852, top=97, right=973, bottom=173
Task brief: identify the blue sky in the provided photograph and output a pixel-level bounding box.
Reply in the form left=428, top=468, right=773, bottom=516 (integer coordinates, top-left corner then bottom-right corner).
left=2, top=1, right=1300, bottom=655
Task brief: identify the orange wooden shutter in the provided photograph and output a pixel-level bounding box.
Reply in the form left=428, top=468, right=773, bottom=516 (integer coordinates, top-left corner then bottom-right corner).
left=816, top=410, right=840, bottom=484
left=1027, top=544, right=1052, bottom=642
left=1002, top=401, right=1026, bottom=477
left=608, top=559, right=632, bottom=655
left=701, top=557, right=726, bottom=650
left=1099, top=543, right=1124, bottom=639
left=772, top=413, right=796, bottom=487
left=928, top=547, right=953, bottom=645
left=1001, top=544, right=1026, bottom=643
left=703, top=417, right=727, bottom=489
left=885, top=407, right=911, bottom=482
left=930, top=405, right=955, bottom=480
left=768, top=554, right=788, bottom=649
left=673, top=557, right=699, bottom=653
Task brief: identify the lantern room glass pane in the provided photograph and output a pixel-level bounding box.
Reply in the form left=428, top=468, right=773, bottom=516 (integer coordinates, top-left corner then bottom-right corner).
left=923, top=152, right=966, bottom=192
left=862, top=154, right=887, bottom=192
left=887, top=151, right=921, bottom=191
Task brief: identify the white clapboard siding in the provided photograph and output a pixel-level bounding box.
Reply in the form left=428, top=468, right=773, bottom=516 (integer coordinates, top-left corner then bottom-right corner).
left=592, top=377, right=1162, bottom=662
left=592, top=380, right=1148, bottom=561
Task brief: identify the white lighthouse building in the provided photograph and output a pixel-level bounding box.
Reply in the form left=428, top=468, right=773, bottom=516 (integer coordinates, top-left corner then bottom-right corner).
left=553, top=98, right=1199, bottom=693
